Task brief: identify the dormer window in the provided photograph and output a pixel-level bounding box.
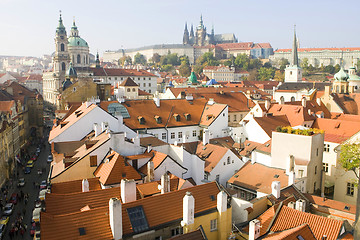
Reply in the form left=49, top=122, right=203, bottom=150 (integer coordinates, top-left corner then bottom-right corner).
left=174, top=114, right=180, bottom=122
left=138, top=116, right=145, bottom=124
left=184, top=113, right=191, bottom=121
left=154, top=116, right=162, bottom=124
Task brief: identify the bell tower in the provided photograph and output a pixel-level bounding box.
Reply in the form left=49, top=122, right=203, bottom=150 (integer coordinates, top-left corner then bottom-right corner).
left=53, top=12, right=70, bottom=74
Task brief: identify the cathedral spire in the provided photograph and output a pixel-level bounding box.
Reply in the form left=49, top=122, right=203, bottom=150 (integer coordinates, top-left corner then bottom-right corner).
left=291, top=25, right=299, bottom=66
left=71, top=17, right=79, bottom=37
left=95, top=51, right=101, bottom=68
left=183, top=22, right=189, bottom=45
left=190, top=24, right=194, bottom=38
left=56, top=11, right=66, bottom=34
left=198, top=14, right=204, bottom=30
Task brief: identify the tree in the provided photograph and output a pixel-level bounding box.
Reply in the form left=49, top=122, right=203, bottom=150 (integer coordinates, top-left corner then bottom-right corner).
left=334, top=64, right=340, bottom=73
left=161, top=64, right=174, bottom=72
left=247, top=69, right=259, bottom=81
left=324, top=65, right=335, bottom=74
left=179, top=62, right=191, bottom=77
left=134, top=53, right=147, bottom=65
left=279, top=58, right=289, bottom=71
left=196, top=52, right=219, bottom=66
left=193, top=65, right=203, bottom=75
left=301, top=58, right=309, bottom=70
left=357, top=60, right=360, bottom=72
left=339, top=143, right=360, bottom=238
left=151, top=53, right=161, bottom=64
left=119, top=56, right=132, bottom=66
left=273, top=70, right=284, bottom=81
left=263, top=62, right=272, bottom=68
left=258, top=67, right=275, bottom=81
left=234, top=54, right=249, bottom=70
left=249, top=58, right=262, bottom=70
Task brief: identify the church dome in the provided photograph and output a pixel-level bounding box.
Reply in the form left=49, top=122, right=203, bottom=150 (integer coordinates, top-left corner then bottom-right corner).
left=62, top=79, right=73, bottom=91
left=66, top=62, right=77, bottom=78
left=68, top=36, right=88, bottom=47
left=334, top=67, right=349, bottom=82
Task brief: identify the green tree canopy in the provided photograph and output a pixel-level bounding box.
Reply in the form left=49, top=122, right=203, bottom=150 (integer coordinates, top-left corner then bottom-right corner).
left=151, top=53, right=161, bottom=64
left=134, top=52, right=147, bottom=65
left=179, top=62, right=191, bottom=77
left=279, top=58, right=289, bottom=71
left=196, top=52, right=219, bottom=66
left=234, top=54, right=249, bottom=70
left=339, top=143, right=360, bottom=179
left=119, top=56, right=132, bottom=66
left=258, top=67, right=275, bottom=81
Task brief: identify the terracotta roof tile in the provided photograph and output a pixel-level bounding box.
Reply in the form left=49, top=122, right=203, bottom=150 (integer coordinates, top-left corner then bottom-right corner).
left=270, top=206, right=344, bottom=240
left=140, top=136, right=168, bottom=147
left=228, top=162, right=288, bottom=194
left=94, top=151, right=142, bottom=186
left=253, top=115, right=290, bottom=137
left=51, top=178, right=102, bottom=194
left=119, top=77, right=138, bottom=87
left=170, top=228, right=207, bottom=240
left=200, top=103, right=227, bottom=127
left=263, top=223, right=316, bottom=240
left=194, top=142, right=229, bottom=172
left=0, top=100, right=15, bottom=113
left=90, top=67, right=157, bottom=77
left=305, top=194, right=356, bottom=215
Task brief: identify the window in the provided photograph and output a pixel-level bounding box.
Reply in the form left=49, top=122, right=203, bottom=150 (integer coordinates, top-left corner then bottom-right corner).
left=77, top=54, right=81, bottom=64
left=323, top=163, right=329, bottom=173
left=60, top=43, right=65, bottom=51
left=347, top=182, right=355, bottom=196
left=171, top=132, right=175, bottom=139
left=298, top=169, right=304, bottom=178
left=162, top=133, right=166, bottom=140
left=192, top=130, right=196, bottom=137
left=324, top=144, right=330, bottom=152
left=132, top=88, right=135, bottom=92
left=215, top=175, right=220, bottom=183
left=290, top=71, right=292, bottom=75
left=314, top=182, right=316, bottom=192
left=233, top=115, right=237, bottom=122
left=204, top=174, right=208, bottom=180
left=148, top=83, right=151, bottom=87
left=178, top=132, right=182, bottom=139
left=315, top=166, right=317, bottom=175
left=227, top=157, right=230, bottom=164
left=316, top=148, right=319, bottom=156
left=61, top=62, right=66, bottom=71
left=126, top=206, right=149, bottom=233
left=210, top=219, right=217, bottom=231
left=171, top=227, right=182, bottom=236
left=143, top=83, right=146, bottom=87
left=127, top=88, right=130, bottom=92
left=138, top=77, right=140, bottom=80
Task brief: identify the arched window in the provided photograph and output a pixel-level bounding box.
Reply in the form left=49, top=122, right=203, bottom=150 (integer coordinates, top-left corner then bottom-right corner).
left=290, top=96, right=295, bottom=102
left=84, top=56, right=86, bottom=64
left=127, top=88, right=130, bottom=92
left=341, top=85, right=344, bottom=93
left=280, top=96, right=284, bottom=103
left=61, top=62, right=66, bottom=71
left=132, top=88, right=135, bottom=92
left=336, top=85, right=339, bottom=93
left=77, top=54, right=81, bottom=64
left=60, top=43, right=65, bottom=52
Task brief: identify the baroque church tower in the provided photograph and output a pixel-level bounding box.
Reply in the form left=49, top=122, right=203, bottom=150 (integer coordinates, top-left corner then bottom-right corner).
left=195, top=15, right=207, bottom=46
left=53, top=13, right=70, bottom=74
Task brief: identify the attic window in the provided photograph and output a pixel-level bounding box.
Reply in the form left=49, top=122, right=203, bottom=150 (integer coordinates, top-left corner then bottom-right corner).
left=79, top=227, right=86, bottom=236
left=127, top=206, right=149, bottom=233
left=154, top=116, right=162, bottom=124
left=206, top=115, right=214, bottom=121
left=76, top=111, right=83, bottom=118
left=138, top=116, right=145, bottom=125
left=277, top=107, right=282, bottom=111
left=122, top=173, right=126, bottom=178
left=246, top=143, right=251, bottom=146
left=184, top=113, right=191, bottom=121
left=274, top=174, right=279, bottom=178
left=265, top=144, right=270, bottom=147
left=210, top=195, right=216, bottom=201
left=344, top=206, right=350, bottom=211
left=60, top=121, right=68, bottom=128
left=173, top=114, right=180, bottom=122
left=335, top=123, right=340, bottom=128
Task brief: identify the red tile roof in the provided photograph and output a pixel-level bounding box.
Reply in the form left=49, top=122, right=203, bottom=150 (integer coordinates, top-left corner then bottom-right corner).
left=263, top=223, right=316, bottom=240
left=51, top=178, right=102, bottom=194
left=91, top=67, right=157, bottom=77
left=305, top=194, right=356, bottom=215
left=275, top=47, right=360, bottom=53
left=253, top=115, right=290, bottom=137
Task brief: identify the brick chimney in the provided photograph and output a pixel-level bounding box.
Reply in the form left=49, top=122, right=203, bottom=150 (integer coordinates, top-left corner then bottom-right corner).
left=161, top=172, right=170, bottom=194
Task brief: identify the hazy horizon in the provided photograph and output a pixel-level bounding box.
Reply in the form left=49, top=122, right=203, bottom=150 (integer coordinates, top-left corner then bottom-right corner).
left=1, top=0, right=359, bottom=57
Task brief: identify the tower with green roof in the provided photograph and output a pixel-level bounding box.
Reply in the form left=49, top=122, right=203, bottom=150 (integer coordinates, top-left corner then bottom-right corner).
left=188, top=71, right=198, bottom=85
left=67, top=18, right=90, bottom=69
left=53, top=12, right=70, bottom=74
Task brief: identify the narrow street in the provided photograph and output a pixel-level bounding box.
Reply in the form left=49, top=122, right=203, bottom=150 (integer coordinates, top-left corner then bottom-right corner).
left=2, top=133, right=50, bottom=240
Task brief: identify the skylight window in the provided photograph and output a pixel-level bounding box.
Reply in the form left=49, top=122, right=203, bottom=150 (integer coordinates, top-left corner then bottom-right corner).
left=127, top=206, right=149, bottom=233
left=78, top=227, right=86, bottom=236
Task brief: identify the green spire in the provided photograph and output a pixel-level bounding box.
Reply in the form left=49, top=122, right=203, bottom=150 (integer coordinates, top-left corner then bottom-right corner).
left=56, top=11, right=66, bottom=34
left=188, top=71, right=198, bottom=85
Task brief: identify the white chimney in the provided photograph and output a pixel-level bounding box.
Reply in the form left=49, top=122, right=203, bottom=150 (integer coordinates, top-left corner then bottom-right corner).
left=287, top=201, right=296, bottom=209
left=203, top=129, right=210, bottom=146
left=116, top=114, right=123, bottom=126
left=182, top=192, right=195, bottom=226
left=93, top=123, right=100, bottom=137
left=295, top=199, right=306, bottom=212
left=249, top=219, right=261, bottom=240
left=288, top=171, right=295, bottom=185
left=265, top=99, right=270, bottom=111
left=109, top=198, right=122, bottom=240
left=146, top=161, right=154, bottom=183
left=217, top=191, right=227, bottom=213
left=82, top=179, right=89, bottom=192
left=133, top=134, right=140, bottom=147
left=207, top=98, right=215, bottom=105
left=147, top=144, right=152, bottom=153
left=308, top=109, right=312, bottom=115
left=271, top=181, right=281, bottom=199
left=182, top=134, right=187, bottom=143
left=161, top=172, right=170, bottom=194
left=316, top=98, right=322, bottom=106
left=301, top=97, right=306, bottom=108
left=186, top=94, right=193, bottom=101
left=120, top=179, right=136, bottom=203
left=154, top=97, right=160, bottom=107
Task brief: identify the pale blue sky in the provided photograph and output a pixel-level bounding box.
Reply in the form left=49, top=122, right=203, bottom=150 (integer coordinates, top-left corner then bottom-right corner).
left=0, top=0, right=359, bottom=57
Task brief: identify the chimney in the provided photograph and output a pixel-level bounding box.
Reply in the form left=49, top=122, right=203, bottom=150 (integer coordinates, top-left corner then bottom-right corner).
left=182, top=134, right=187, bottom=143
left=288, top=171, right=295, bottom=185
left=324, top=85, right=330, bottom=96
left=271, top=181, right=281, bottom=199
left=295, top=199, right=306, bottom=212
left=109, top=198, right=122, bottom=240
left=161, top=172, right=170, bottom=194
left=322, top=235, right=327, bottom=240
left=154, top=97, right=160, bottom=107
left=217, top=191, right=227, bottom=213
left=265, top=99, right=270, bottom=111
left=147, top=144, right=152, bottom=153
left=207, top=98, right=215, bottom=105
left=185, top=94, right=193, bottom=101
left=93, top=123, right=100, bottom=137
left=146, top=161, right=154, bottom=182
left=82, top=179, right=89, bottom=192
left=287, top=201, right=296, bottom=209
left=133, top=133, right=140, bottom=147
left=182, top=192, right=195, bottom=226
left=85, top=101, right=92, bottom=108
left=301, top=97, right=306, bottom=108
left=246, top=90, right=251, bottom=99
left=316, top=98, right=322, bottom=106
left=120, top=179, right=136, bottom=203
left=249, top=219, right=261, bottom=240
left=203, top=129, right=210, bottom=146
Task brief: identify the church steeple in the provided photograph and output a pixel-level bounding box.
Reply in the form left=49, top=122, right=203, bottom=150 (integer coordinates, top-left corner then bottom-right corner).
left=56, top=12, right=66, bottom=35
left=95, top=51, right=101, bottom=68
left=54, top=11, right=70, bottom=74
left=183, top=22, right=189, bottom=45
left=198, top=14, right=204, bottom=30
left=190, top=24, right=194, bottom=38
left=291, top=25, right=299, bottom=66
